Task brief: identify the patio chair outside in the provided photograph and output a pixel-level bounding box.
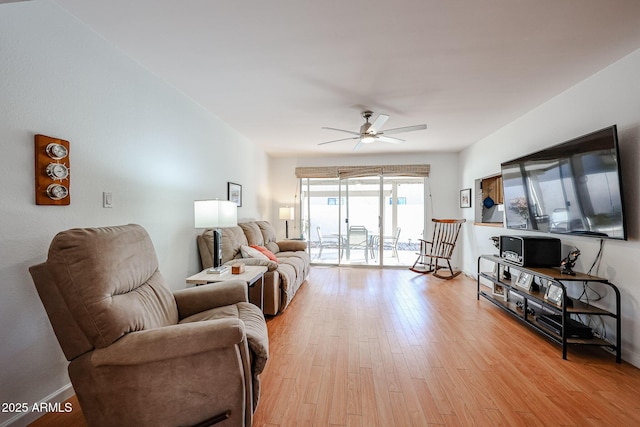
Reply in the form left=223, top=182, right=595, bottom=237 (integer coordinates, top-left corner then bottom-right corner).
left=382, top=227, right=401, bottom=258
left=347, top=225, right=370, bottom=262
left=316, top=226, right=343, bottom=260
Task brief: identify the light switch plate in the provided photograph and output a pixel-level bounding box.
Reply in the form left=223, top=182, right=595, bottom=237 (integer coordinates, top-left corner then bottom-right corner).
left=103, top=192, right=112, bottom=208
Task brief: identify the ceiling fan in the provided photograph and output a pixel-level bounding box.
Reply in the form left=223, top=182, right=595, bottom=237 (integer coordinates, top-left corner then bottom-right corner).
left=318, top=111, right=427, bottom=151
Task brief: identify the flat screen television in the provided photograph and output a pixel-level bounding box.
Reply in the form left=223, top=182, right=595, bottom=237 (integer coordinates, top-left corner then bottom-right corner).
left=501, top=125, right=627, bottom=240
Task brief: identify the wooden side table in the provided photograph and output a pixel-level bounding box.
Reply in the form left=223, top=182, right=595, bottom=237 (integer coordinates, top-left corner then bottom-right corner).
left=186, top=265, right=268, bottom=311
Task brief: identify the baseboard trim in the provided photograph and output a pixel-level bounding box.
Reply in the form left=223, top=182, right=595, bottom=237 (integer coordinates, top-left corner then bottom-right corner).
left=1, top=383, right=74, bottom=427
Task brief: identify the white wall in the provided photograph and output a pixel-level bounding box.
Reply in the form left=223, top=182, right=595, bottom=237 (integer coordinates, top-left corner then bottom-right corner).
left=0, top=2, right=269, bottom=425
left=269, top=152, right=462, bottom=260
left=459, top=48, right=640, bottom=367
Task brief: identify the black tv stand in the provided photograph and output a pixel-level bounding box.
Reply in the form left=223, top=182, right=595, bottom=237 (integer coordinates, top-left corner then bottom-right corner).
left=477, top=255, right=621, bottom=362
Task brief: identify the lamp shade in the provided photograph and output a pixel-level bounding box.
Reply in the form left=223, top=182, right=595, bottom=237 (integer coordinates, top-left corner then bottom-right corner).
left=279, top=207, right=295, bottom=220
left=194, top=200, right=237, bottom=228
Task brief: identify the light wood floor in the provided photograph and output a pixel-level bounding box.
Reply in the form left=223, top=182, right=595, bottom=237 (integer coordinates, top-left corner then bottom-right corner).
left=31, top=267, right=640, bottom=426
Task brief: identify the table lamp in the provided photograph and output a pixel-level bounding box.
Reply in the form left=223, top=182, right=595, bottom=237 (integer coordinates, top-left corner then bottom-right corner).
left=194, top=199, right=237, bottom=273
left=279, top=207, right=295, bottom=239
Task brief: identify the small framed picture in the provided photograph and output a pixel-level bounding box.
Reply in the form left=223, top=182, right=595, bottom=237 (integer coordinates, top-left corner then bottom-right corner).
left=515, top=271, right=534, bottom=291
left=492, top=263, right=499, bottom=278
left=492, top=282, right=507, bottom=300
left=227, top=182, right=242, bottom=207
left=460, top=188, right=471, bottom=208
left=545, top=282, right=564, bottom=306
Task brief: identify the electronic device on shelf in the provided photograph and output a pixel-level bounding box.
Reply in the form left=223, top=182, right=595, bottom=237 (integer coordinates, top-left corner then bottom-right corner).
left=537, top=314, right=593, bottom=339
left=499, top=235, right=561, bottom=267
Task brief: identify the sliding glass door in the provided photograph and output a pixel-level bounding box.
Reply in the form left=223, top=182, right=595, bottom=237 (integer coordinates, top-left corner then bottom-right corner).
left=339, top=176, right=381, bottom=266
left=301, top=175, right=426, bottom=267
left=381, top=176, right=425, bottom=266
left=301, top=179, right=343, bottom=264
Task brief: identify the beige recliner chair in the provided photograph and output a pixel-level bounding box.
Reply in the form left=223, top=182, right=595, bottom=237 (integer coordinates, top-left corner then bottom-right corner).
left=29, top=224, right=268, bottom=427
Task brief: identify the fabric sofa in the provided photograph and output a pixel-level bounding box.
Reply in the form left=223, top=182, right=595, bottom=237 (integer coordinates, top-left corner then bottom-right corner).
left=198, top=220, right=310, bottom=315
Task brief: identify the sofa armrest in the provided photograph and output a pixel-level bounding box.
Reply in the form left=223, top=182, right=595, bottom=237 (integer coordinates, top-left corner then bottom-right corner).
left=91, top=319, right=245, bottom=367
left=276, top=240, right=307, bottom=252
left=225, top=258, right=278, bottom=271
left=174, top=280, right=247, bottom=319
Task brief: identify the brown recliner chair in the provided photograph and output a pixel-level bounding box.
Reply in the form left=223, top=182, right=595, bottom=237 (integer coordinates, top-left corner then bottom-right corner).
left=29, top=224, right=268, bottom=427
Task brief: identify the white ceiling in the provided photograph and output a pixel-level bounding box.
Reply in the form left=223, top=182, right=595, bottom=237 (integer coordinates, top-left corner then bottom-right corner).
left=52, top=0, right=640, bottom=157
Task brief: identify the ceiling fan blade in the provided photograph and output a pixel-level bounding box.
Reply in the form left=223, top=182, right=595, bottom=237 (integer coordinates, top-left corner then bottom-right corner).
left=383, top=124, right=427, bottom=135
left=321, top=127, right=360, bottom=136
left=376, top=135, right=405, bottom=144
left=369, top=114, right=390, bottom=134
left=352, top=140, right=364, bottom=151
left=318, top=136, right=359, bottom=146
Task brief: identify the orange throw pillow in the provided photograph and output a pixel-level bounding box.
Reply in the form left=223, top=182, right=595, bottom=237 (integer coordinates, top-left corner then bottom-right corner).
left=250, top=245, right=279, bottom=262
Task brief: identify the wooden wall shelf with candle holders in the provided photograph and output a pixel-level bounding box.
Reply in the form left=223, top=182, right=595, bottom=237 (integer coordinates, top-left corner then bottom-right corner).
left=34, top=134, right=70, bottom=205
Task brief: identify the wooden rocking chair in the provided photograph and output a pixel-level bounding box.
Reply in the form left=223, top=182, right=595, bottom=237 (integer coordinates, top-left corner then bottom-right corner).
left=410, top=219, right=466, bottom=279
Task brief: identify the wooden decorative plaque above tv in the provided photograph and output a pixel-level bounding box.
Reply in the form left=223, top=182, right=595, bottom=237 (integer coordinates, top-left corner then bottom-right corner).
left=35, top=134, right=70, bottom=205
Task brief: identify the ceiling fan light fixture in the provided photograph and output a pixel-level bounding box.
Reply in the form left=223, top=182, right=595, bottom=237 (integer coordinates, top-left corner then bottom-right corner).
left=361, top=135, right=375, bottom=143
left=318, top=111, right=426, bottom=149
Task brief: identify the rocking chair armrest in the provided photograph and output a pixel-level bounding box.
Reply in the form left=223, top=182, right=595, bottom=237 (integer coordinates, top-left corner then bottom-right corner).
left=419, top=238, right=454, bottom=247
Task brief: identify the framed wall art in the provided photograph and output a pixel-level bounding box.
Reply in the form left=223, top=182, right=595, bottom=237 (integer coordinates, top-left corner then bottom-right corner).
left=227, top=182, right=242, bottom=207
left=460, top=188, right=471, bottom=208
